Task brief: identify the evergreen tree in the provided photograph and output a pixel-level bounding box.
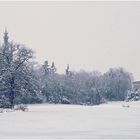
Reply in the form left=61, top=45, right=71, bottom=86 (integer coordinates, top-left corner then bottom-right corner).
left=50, top=62, right=57, bottom=74
left=43, top=60, right=50, bottom=75
left=65, top=64, right=70, bottom=76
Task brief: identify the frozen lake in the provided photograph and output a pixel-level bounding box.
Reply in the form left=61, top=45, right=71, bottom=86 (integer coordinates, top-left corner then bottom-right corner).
left=0, top=101, right=140, bottom=139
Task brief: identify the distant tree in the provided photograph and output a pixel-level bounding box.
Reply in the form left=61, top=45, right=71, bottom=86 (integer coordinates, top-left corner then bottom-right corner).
left=41, top=60, right=58, bottom=102
left=65, top=64, right=73, bottom=76
left=85, top=71, right=103, bottom=105
left=50, top=62, right=57, bottom=74
left=103, top=67, right=133, bottom=101
left=43, top=60, right=50, bottom=75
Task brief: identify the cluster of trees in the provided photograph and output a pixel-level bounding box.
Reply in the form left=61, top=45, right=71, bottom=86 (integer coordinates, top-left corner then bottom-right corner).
left=0, top=31, right=133, bottom=108
left=40, top=63, right=133, bottom=105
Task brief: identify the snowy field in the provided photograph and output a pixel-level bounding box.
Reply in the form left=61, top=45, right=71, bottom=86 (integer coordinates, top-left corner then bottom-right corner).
left=0, top=101, right=140, bottom=139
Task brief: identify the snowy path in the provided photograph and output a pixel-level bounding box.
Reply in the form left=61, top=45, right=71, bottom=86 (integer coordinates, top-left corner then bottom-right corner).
left=0, top=101, right=140, bottom=139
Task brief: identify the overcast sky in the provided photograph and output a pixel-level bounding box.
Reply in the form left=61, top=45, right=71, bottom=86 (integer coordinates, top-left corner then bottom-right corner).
left=0, top=1, right=140, bottom=80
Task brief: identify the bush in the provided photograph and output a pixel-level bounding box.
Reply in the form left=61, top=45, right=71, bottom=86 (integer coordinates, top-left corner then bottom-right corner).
left=61, top=97, right=71, bottom=104
left=0, top=96, right=11, bottom=108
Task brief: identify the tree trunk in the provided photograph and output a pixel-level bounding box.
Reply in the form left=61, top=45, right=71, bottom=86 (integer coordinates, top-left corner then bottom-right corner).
left=10, top=90, right=15, bottom=109
left=10, top=76, right=15, bottom=109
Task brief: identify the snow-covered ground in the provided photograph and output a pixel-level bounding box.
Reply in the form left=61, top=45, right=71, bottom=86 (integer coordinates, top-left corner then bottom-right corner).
left=0, top=101, right=140, bottom=139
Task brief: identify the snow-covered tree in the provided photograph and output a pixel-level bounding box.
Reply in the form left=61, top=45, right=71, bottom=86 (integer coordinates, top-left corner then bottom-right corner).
left=103, top=67, right=133, bottom=101
left=50, top=62, right=57, bottom=74
left=0, top=30, right=41, bottom=108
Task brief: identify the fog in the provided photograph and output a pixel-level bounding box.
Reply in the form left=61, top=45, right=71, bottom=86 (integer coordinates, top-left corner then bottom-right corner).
left=0, top=1, right=140, bottom=80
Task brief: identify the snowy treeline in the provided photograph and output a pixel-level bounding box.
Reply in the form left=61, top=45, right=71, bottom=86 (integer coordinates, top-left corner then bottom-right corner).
left=0, top=31, right=133, bottom=108
left=39, top=62, right=133, bottom=105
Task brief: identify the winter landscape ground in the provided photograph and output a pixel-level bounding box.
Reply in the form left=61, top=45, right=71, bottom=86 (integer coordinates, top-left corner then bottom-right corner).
left=0, top=101, right=140, bottom=139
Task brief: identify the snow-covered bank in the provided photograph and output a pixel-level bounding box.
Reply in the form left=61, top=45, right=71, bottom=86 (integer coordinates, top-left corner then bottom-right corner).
left=0, top=101, right=140, bottom=139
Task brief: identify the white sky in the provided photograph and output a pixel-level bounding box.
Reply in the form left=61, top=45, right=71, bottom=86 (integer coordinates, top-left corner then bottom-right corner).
left=0, top=1, right=140, bottom=80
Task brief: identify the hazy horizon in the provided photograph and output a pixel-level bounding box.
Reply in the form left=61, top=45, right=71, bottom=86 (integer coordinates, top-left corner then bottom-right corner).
left=0, top=1, right=140, bottom=80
